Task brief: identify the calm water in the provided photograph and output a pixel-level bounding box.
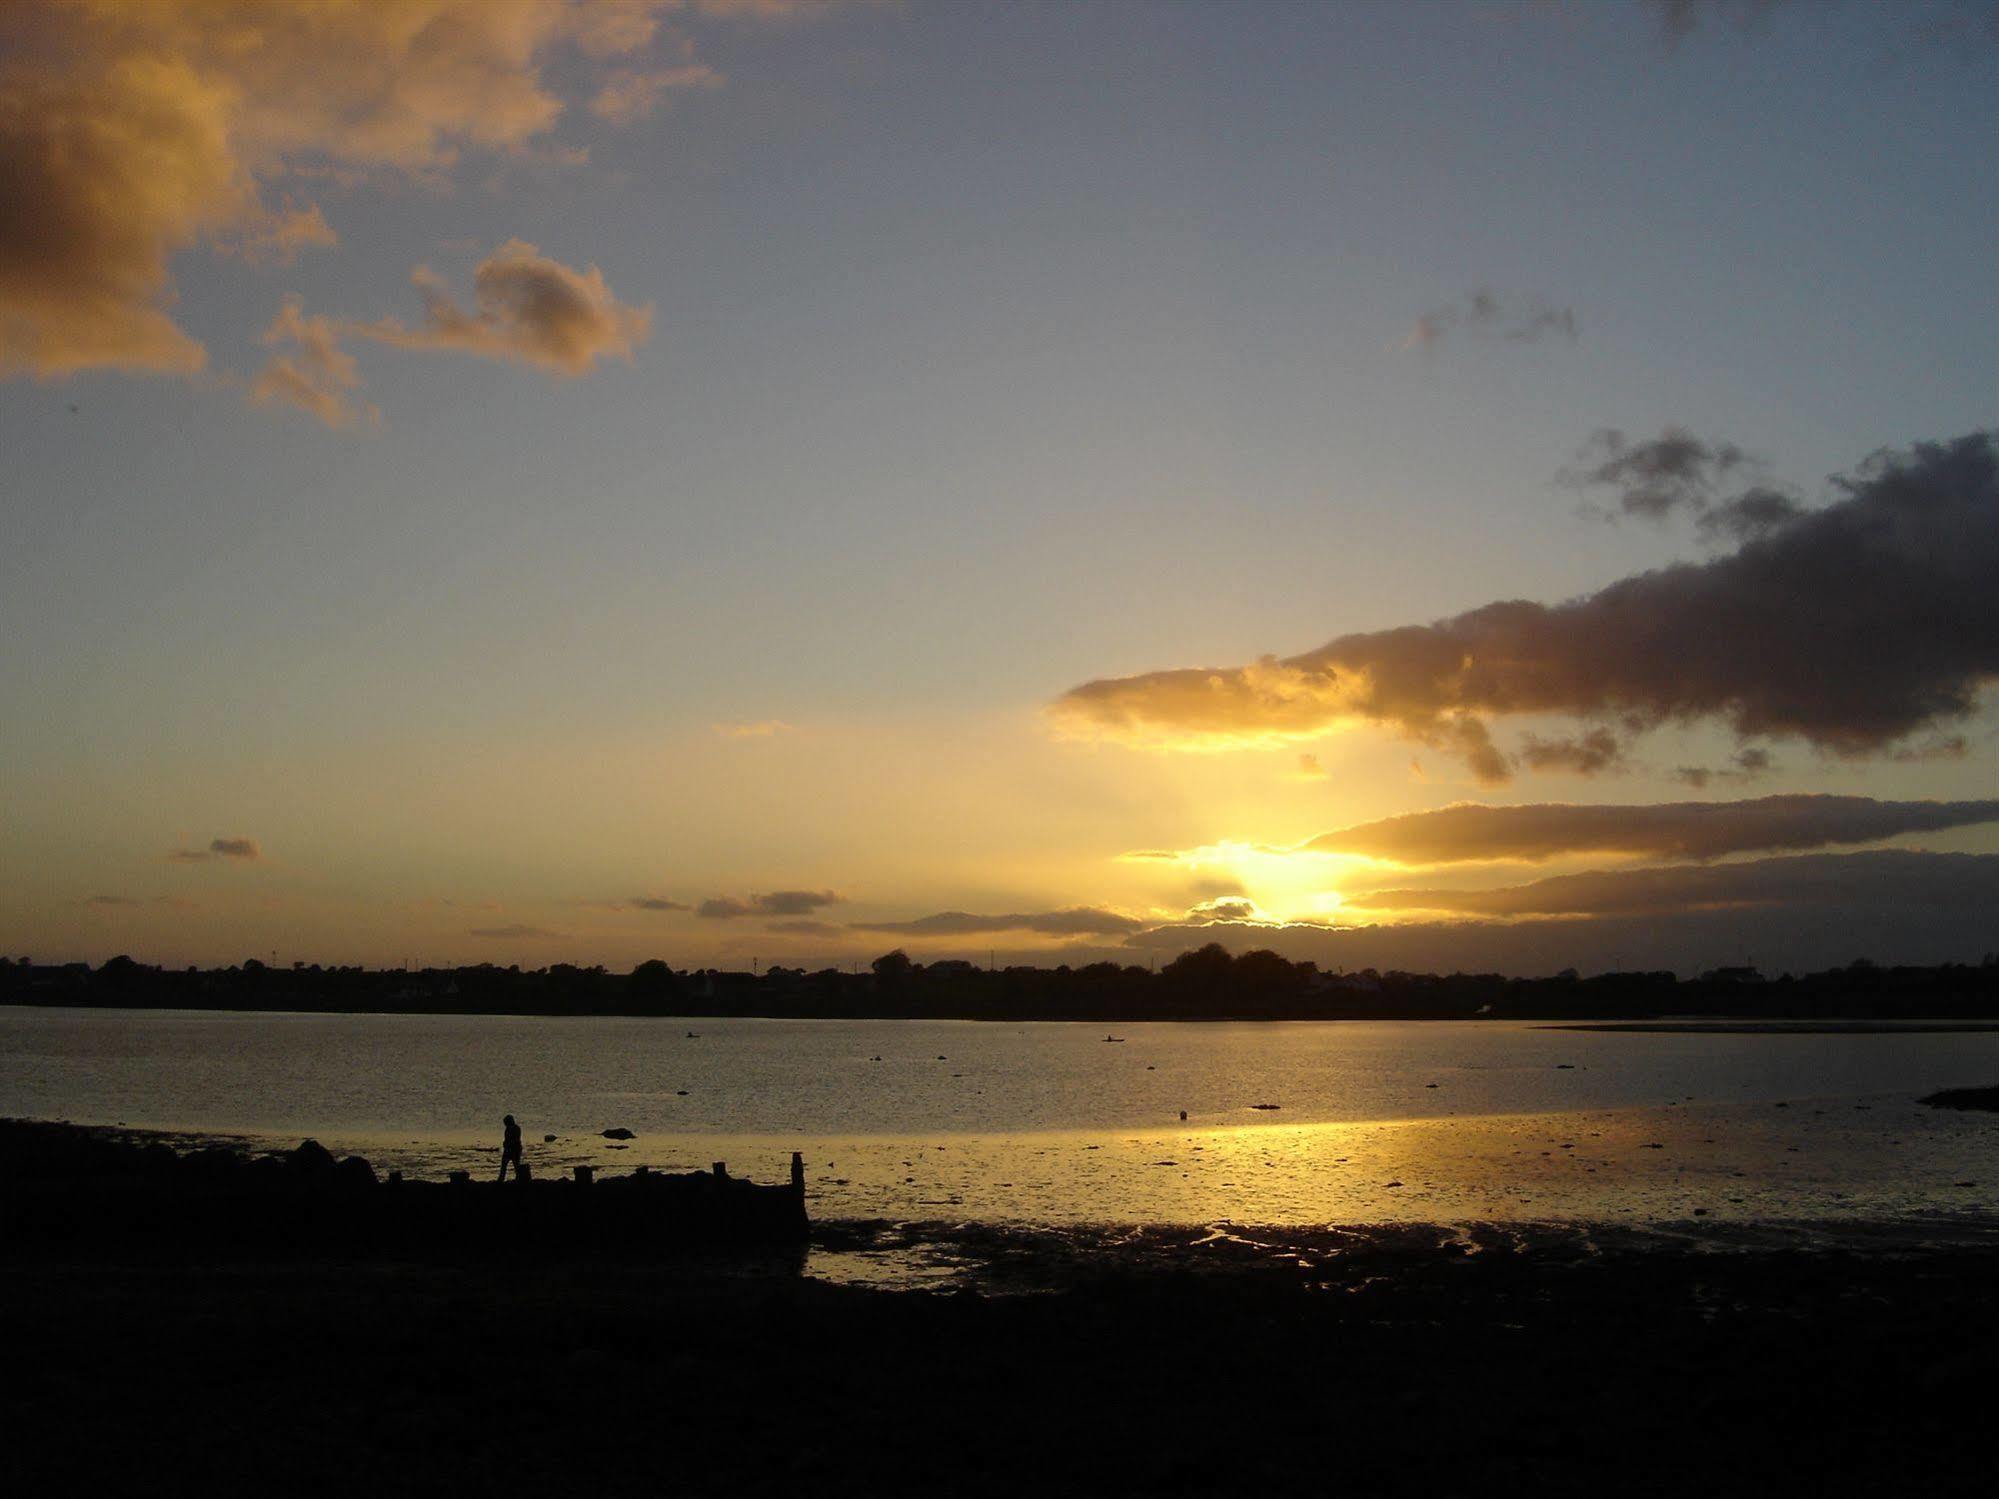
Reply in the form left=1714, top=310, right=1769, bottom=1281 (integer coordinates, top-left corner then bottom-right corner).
left=7, top=1007, right=1999, bottom=1234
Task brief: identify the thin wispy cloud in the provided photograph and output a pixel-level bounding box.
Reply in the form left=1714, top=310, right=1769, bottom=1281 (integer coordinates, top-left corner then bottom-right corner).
left=1673, top=746, right=1774, bottom=789
left=1404, top=290, right=1578, bottom=352
left=713, top=720, right=796, bottom=739
left=698, top=890, right=842, bottom=919
left=166, top=837, right=262, bottom=864
left=852, top=908, right=1146, bottom=937
left=1518, top=729, right=1628, bottom=777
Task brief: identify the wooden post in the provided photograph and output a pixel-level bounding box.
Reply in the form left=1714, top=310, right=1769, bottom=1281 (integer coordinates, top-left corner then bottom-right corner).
left=712, top=1161, right=727, bottom=1180
left=791, top=1151, right=804, bottom=1192
left=573, top=1165, right=593, bottom=1186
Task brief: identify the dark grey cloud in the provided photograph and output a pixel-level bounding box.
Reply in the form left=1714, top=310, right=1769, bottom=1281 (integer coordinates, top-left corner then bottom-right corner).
left=1304, top=793, right=1999, bottom=865
left=1406, top=290, right=1578, bottom=351
left=1123, top=851, right=1999, bottom=976
left=1518, top=727, right=1627, bottom=776
left=1189, top=898, right=1259, bottom=921
left=165, top=835, right=262, bottom=864
left=1345, top=849, right=1999, bottom=919
left=469, top=923, right=563, bottom=939
left=853, top=908, right=1147, bottom=938
left=1053, top=431, right=1999, bottom=776
left=697, top=889, right=842, bottom=920
left=1673, top=745, right=1773, bottom=789
left=1561, top=426, right=1754, bottom=522
left=1696, top=486, right=1807, bottom=543
left=628, top=896, right=690, bottom=912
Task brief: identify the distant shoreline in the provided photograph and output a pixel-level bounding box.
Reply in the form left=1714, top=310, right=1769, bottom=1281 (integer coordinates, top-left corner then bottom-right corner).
left=9, top=949, right=1999, bottom=1024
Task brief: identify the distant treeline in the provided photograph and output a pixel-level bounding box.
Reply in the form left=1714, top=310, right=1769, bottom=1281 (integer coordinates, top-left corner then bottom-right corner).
left=6, top=946, right=1999, bottom=1022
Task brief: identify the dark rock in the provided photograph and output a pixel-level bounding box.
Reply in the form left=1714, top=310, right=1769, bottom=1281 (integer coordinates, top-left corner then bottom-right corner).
left=1249, top=1103, right=1281, bottom=1111
left=289, top=1139, right=337, bottom=1174
left=601, top=1127, right=636, bottom=1140
left=335, top=1155, right=378, bottom=1187
left=543, top=1134, right=557, bottom=1143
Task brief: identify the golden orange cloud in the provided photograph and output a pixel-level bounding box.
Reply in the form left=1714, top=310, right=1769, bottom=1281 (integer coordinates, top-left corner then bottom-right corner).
left=352, top=241, right=652, bottom=376
left=251, top=297, right=378, bottom=429
left=0, top=1, right=702, bottom=385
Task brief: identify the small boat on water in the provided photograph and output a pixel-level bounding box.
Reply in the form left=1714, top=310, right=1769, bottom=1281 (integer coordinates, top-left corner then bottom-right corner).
left=1103, top=1035, right=1124, bottom=1043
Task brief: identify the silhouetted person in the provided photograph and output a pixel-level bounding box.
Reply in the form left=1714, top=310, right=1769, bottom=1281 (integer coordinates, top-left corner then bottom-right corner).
left=499, top=1114, right=523, bottom=1182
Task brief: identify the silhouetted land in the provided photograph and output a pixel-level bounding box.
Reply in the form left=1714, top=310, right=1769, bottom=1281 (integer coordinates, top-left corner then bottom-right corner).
left=5, top=1121, right=1997, bottom=1496
left=8, top=946, right=1999, bottom=1021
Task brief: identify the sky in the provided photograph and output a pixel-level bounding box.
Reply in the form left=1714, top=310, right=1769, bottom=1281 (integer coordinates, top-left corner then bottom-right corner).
left=3, top=0, right=1998, bottom=977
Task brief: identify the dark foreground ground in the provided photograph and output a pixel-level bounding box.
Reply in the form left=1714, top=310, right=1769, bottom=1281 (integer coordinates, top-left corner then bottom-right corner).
left=6, top=1126, right=1999, bottom=1497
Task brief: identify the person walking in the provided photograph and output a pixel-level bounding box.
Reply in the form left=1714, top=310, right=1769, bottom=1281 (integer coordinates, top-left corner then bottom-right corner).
left=499, top=1113, right=523, bottom=1182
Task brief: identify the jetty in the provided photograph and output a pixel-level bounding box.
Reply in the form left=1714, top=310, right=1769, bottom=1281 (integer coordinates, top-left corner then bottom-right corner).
left=0, top=1119, right=809, bottom=1262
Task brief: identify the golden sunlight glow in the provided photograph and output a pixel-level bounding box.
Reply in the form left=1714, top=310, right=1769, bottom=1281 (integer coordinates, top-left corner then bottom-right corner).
left=1122, top=841, right=1374, bottom=925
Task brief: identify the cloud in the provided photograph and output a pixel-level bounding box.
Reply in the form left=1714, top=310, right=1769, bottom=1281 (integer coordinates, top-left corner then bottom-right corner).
left=852, top=908, right=1147, bottom=937
left=1294, top=753, right=1329, bottom=781
left=1672, top=745, right=1773, bottom=789
left=1696, top=486, right=1806, bottom=543
left=1561, top=426, right=1755, bottom=523
left=1646, top=0, right=1791, bottom=44
left=165, top=836, right=261, bottom=863
left=251, top=239, right=651, bottom=425
left=591, top=62, right=723, bottom=124
left=713, top=719, right=795, bottom=739
left=1517, top=727, right=1627, bottom=777
left=1345, top=848, right=1999, bottom=919
left=469, top=923, right=563, bottom=939
left=697, top=889, right=842, bottom=919
left=0, top=0, right=690, bottom=381
left=84, top=895, right=139, bottom=908
left=1122, top=851, right=1999, bottom=976
left=1404, top=290, right=1578, bottom=351
left=765, top=919, right=843, bottom=936
left=629, top=896, right=691, bottom=912
left=350, top=239, right=652, bottom=376
left=1303, top=793, right=1999, bottom=866
left=250, top=296, right=377, bottom=428
left=1187, top=898, right=1260, bottom=922
left=1051, top=430, right=1999, bottom=777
